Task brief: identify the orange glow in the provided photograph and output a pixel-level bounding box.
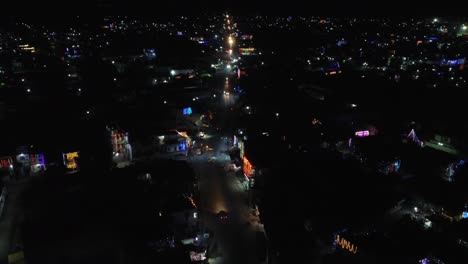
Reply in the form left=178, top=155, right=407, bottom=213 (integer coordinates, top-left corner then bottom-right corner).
left=64, top=152, right=79, bottom=169
left=188, top=197, right=197, bottom=209
left=329, top=71, right=337, bottom=75
left=243, top=156, right=254, bottom=178
left=335, top=235, right=358, bottom=254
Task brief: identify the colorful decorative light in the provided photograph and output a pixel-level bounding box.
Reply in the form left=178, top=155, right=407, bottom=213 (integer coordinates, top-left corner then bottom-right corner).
left=355, top=130, right=370, bottom=137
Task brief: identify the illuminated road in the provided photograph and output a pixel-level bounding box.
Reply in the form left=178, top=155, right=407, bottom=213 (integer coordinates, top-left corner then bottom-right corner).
left=186, top=14, right=264, bottom=264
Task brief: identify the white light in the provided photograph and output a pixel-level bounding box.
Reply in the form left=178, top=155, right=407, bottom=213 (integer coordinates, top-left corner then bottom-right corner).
left=246, top=106, right=250, bottom=110
left=414, top=207, right=418, bottom=212
left=170, top=70, right=176, bottom=76
left=193, top=98, right=196, bottom=101
left=113, top=78, right=117, bottom=81
left=438, top=142, right=444, bottom=146
left=464, top=25, right=468, bottom=30
left=193, top=212, right=198, bottom=219
left=26, top=88, right=31, bottom=93
left=9, top=164, right=13, bottom=169
left=86, top=110, right=90, bottom=115
left=78, top=88, right=81, bottom=92
left=226, top=64, right=231, bottom=69
left=350, top=104, right=357, bottom=108
left=276, top=112, right=279, bottom=117
left=164, top=100, right=167, bottom=104
left=21, top=78, right=25, bottom=82
left=111, top=60, right=115, bottom=64
left=433, top=18, right=438, bottom=23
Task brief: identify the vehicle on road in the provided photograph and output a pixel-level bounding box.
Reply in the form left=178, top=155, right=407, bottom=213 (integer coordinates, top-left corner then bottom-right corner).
left=192, top=148, right=203, bottom=155
left=217, top=211, right=229, bottom=221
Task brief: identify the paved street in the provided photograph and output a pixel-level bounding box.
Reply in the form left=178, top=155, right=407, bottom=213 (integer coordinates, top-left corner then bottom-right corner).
left=187, top=63, right=264, bottom=263
left=0, top=180, right=27, bottom=263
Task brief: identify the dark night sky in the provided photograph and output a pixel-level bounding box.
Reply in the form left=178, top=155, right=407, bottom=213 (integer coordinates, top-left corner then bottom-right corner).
left=1, top=0, right=464, bottom=17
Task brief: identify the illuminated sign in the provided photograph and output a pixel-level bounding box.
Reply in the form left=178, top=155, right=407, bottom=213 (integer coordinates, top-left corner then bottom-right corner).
left=335, top=234, right=358, bottom=254
left=63, top=152, right=79, bottom=170
left=243, top=156, right=254, bottom=178
left=355, top=130, right=370, bottom=137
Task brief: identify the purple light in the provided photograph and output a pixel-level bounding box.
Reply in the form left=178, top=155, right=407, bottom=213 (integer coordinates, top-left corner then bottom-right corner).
left=355, top=130, right=370, bottom=137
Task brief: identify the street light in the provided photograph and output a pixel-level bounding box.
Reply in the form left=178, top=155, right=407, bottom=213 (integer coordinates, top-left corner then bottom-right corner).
left=463, top=24, right=467, bottom=30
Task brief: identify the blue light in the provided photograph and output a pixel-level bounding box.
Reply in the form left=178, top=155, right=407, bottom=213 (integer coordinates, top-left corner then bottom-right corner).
left=183, top=107, right=192, bottom=115
left=179, top=141, right=186, bottom=151
left=463, top=212, right=468, bottom=219
left=447, top=59, right=458, bottom=65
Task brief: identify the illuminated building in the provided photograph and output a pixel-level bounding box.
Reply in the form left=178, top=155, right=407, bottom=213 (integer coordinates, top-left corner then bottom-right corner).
left=243, top=156, right=254, bottom=178
left=110, top=129, right=133, bottom=167
left=239, top=48, right=255, bottom=55
left=18, top=44, right=36, bottom=53
left=0, top=156, right=13, bottom=170
left=29, top=153, right=46, bottom=173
